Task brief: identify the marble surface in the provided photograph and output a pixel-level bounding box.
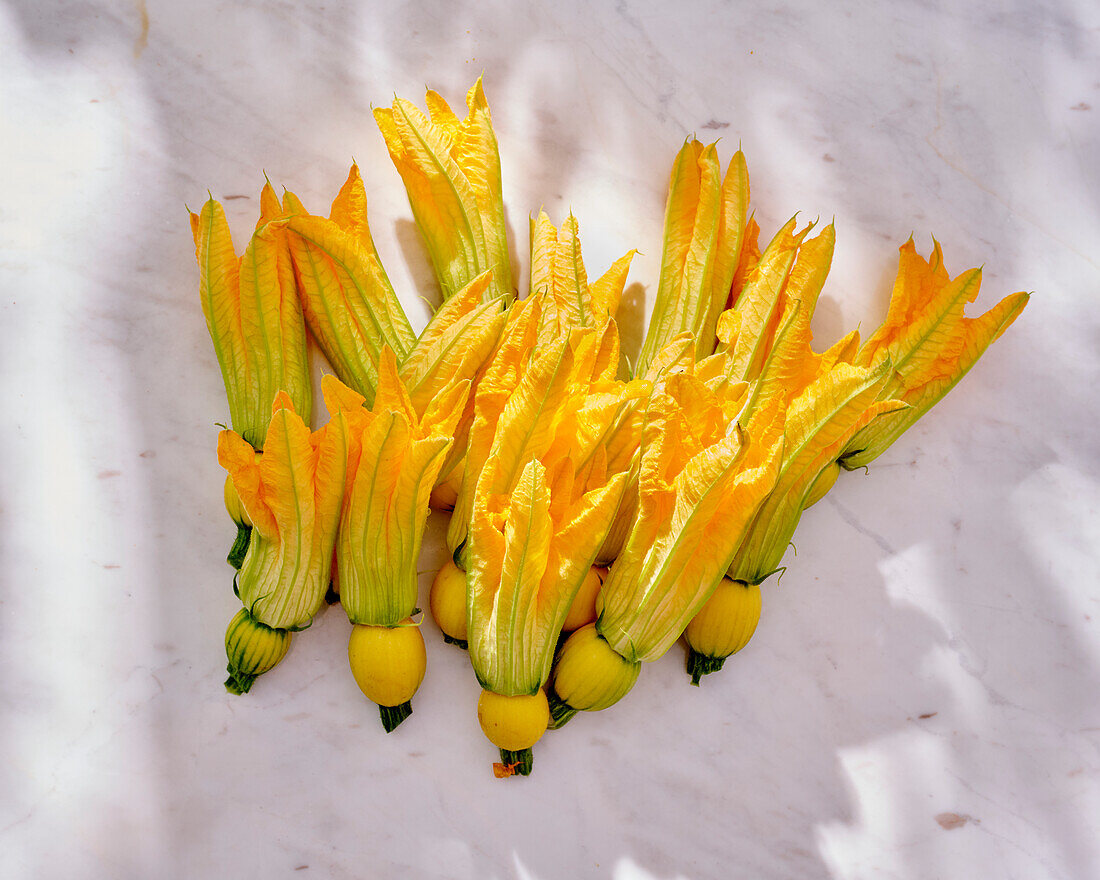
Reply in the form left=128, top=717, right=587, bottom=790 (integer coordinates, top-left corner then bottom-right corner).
left=2, top=1, right=1098, bottom=877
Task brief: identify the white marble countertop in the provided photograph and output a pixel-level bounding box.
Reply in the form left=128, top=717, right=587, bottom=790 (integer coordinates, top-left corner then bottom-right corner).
left=2, top=1, right=1098, bottom=878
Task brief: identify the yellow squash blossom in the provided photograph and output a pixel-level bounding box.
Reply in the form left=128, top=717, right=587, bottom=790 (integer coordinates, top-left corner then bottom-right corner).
left=715, top=217, right=825, bottom=384
left=447, top=306, right=648, bottom=559
left=323, top=350, right=469, bottom=730
left=374, top=77, right=514, bottom=301
left=706, top=231, right=906, bottom=583
left=507, top=207, right=644, bottom=558
left=549, top=369, right=784, bottom=726
left=400, top=269, right=509, bottom=503
left=636, top=139, right=754, bottom=375
left=190, top=186, right=312, bottom=449
left=468, top=457, right=628, bottom=774
left=444, top=294, right=543, bottom=558
left=595, top=378, right=784, bottom=661
left=594, top=330, right=700, bottom=565
left=464, top=327, right=637, bottom=773
left=705, top=221, right=860, bottom=419
left=217, top=392, right=347, bottom=693
left=430, top=303, right=621, bottom=647
left=190, top=186, right=313, bottom=568
left=326, top=355, right=468, bottom=626
left=840, top=239, right=1029, bottom=468
left=729, top=359, right=905, bottom=585
left=440, top=207, right=643, bottom=539
left=398, top=270, right=506, bottom=418
left=279, top=164, right=416, bottom=404
left=280, top=164, right=509, bottom=490
left=682, top=261, right=903, bottom=682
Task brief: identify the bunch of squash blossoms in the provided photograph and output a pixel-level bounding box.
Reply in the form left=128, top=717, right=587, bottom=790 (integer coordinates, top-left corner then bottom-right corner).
left=190, top=78, right=1027, bottom=775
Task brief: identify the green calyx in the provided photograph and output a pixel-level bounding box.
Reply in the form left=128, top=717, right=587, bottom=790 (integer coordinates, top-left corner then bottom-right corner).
left=452, top=541, right=468, bottom=571
left=227, top=524, right=252, bottom=570
left=550, top=623, right=641, bottom=714
left=546, top=687, right=579, bottom=730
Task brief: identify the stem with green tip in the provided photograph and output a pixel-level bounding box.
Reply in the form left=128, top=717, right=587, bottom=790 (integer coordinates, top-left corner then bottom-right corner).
left=224, top=666, right=257, bottom=695
left=379, top=701, right=413, bottom=733
left=686, top=648, right=726, bottom=685
left=499, top=748, right=533, bottom=776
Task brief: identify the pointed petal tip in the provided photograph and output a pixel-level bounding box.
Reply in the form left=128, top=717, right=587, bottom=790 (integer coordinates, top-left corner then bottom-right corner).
left=270, top=389, right=295, bottom=415
left=468, top=72, right=489, bottom=103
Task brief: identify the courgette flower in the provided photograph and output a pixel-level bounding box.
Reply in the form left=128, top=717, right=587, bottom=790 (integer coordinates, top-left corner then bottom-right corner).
left=707, top=229, right=907, bottom=585
left=445, top=302, right=647, bottom=560
left=444, top=294, right=543, bottom=557
left=191, top=185, right=314, bottom=569
left=374, top=77, right=514, bottom=301
left=217, top=391, right=347, bottom=692
left=280, top=165, right=509, bottom=491
left=444, top=207, right=643, bottom=555
left=401, top=270, right=509, bottom=503
left=464, top=327, right=639, bottom=773
left=636, top=139, right=755, bottom=375
left=728, top=359, right=905, bottom=585
left=190, top=186, right=312, bottom=450
left=682, top=228, right=902, bottom=682
left=279, top=164, right=416, bottom=404
left=596, top=374, right=784, bottom=663
left=548, top=368, right=784, bottom=725
left=715, top=217, right=821, bottom=384
left=321, top=350, right=468, bottom=731
left=469, top=459, right=628, bottom=697
left=325, top=350, right=469, bottom=628
left=840, top=239, right=1029, bottom=468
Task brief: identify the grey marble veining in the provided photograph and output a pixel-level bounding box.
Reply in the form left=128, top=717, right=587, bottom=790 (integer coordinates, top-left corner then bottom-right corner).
left=1, top=1, right=1097, bottom=878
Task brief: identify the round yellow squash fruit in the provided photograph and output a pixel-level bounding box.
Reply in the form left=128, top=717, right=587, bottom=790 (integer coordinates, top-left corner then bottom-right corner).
left=224, top=607, right=291, bottom=695
left=429, top=560, right=468, bottom=645
left=552, top=623, right=640, bottom=712
left=684, top=577, right=762, bottom=684
left=561, top=566, right=605, bottom=633
left=428, top=469, right=461, bottom=511
left=347, top=621, right=427, bottom=708
left=477, top=689, right=549, bottom=751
